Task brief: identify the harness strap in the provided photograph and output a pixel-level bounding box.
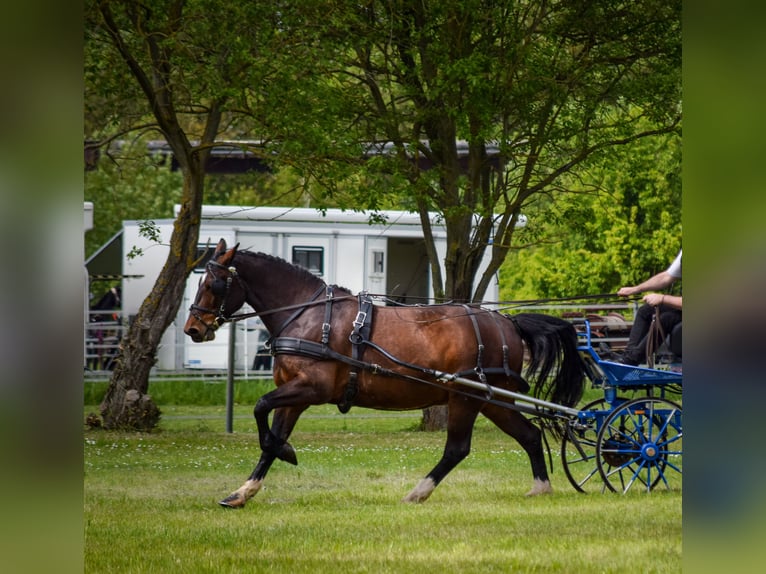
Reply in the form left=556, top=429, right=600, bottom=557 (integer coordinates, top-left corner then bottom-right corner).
left=321, top=285, right=335, bottom=345
left=338, top=292, right=374, bottom=413
left=271, top=336, right=388, bottom=374
left=269, top=337, right=534, bottom=409
left=461, top=304, right=493, bottom=399
left=271, top=303, right=530, bottom=411
left=271, top=337, right=338, bottom=361
left=488, top=310, right=514, bottom=379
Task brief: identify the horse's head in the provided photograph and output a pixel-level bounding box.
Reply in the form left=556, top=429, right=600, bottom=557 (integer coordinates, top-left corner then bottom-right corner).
left=184, top=238, right=245, bottom=342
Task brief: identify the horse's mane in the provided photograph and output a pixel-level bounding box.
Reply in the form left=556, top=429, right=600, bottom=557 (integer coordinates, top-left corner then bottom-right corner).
left=237, top=250, right=354, bottom=296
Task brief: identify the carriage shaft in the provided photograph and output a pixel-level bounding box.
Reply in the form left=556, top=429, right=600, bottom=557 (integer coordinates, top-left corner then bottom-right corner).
left=431, top=370, right=581, bottom=417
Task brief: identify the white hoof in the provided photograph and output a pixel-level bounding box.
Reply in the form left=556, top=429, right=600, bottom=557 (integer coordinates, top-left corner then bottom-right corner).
left=525, top=478, right=553, bottom=496
left=402, top=477, right=436, bottom=503
left=220, top=478, right=263, bottom=508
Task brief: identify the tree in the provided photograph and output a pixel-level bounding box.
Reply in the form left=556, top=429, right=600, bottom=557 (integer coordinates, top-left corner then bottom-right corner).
left=86, top=0, right=681, bottom=431
left=260, top=0, right=681, bottom=429
left=499, top=128, right=682, bottom=300
left=263, top=0, right=681, bottom=303
left=85, top=0, right=275, bottom=429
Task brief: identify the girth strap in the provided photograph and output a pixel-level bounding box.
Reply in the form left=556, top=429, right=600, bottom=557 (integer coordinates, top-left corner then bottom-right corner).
left=452, top=308, right=530, bottom=395
left=338, top=292, right=374, bottom=413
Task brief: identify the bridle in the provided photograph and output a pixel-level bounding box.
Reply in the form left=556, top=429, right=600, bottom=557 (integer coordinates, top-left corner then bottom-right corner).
left=188, top=259, right=243, bottom=338
left=188, top=254, right=350, bottom=342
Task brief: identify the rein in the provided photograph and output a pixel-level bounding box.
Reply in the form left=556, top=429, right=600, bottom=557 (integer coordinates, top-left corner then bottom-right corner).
left=645, top=306, right=667, bottom=369
left=195, top=264, right=632, bottom=333
left=377, top=292, right=630, bottom=309
left=190, top=249, right=635, bottom=337
left=491, top=292, right=636, bottom=312
left=189, top=258, right=355, bottom=332
left=228, top=294, right=357, bottom=323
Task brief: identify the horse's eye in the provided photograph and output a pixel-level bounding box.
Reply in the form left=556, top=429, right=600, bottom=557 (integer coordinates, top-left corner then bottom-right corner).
left=211, top=278, right=227, bottom=297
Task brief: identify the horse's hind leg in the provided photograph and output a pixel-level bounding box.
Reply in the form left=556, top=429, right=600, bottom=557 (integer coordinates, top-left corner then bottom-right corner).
left=403, top=398, right=481, bottom=503
left=220, top=405, right=307, bottom=509
left=481, top=403, right=553, bottom=496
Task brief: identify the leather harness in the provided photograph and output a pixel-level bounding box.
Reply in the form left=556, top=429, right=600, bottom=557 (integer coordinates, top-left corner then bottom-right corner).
left=269, top=289, right=528, bottom=413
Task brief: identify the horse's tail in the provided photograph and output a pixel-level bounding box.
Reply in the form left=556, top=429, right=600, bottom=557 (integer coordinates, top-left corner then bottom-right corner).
left=508, top=313, right=585, bottom=408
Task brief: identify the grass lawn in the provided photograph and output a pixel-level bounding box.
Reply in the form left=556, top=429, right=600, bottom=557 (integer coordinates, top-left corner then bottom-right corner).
left=84, top=387, right=681, bottom=573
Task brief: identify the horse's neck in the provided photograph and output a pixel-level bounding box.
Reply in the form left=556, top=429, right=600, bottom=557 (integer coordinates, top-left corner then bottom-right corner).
left=238, top=255, right=327, bottom=333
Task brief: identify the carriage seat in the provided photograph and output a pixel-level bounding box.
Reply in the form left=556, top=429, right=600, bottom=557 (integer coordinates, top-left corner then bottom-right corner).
left=650, top=321, right=681, bottom=367
left=668, top=322, right=682, bottom=358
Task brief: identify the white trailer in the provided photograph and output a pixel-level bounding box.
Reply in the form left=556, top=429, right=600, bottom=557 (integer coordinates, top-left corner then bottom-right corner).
left=119, top=205, right=503, bottom=372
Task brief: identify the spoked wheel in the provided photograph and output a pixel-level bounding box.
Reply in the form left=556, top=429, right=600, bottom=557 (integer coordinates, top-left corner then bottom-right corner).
left=561, top=398, right=612, bottom=493
left=596, top=397, right=682, bottom=493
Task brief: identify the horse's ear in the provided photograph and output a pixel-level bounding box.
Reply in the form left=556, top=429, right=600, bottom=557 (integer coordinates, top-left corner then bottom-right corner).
left=219, top=242, right=240, bottom=265
left=213, top=238, right=227, bottom=257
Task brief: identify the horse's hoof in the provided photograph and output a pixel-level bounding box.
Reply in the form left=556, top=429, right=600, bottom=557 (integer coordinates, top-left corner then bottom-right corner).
left=525, top=479, right=553, bottom=496
left=402, top=477, right=435, bottom=503
left=278, top=443, right=298, bottom=465
left=218, top=493, right=246, bottom=508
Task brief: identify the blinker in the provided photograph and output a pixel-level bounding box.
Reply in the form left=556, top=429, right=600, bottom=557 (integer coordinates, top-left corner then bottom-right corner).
left=211, top=278, right=227, bottom=297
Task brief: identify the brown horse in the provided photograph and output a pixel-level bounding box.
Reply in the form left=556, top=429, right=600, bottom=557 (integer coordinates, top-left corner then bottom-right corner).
left=184, top=239, right=584, bottom=508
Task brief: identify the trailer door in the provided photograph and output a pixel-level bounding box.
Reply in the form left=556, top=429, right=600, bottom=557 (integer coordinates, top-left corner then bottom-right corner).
left=365, top=236, right=387, bottom=296
left=386, top=237, right=429, bottom=304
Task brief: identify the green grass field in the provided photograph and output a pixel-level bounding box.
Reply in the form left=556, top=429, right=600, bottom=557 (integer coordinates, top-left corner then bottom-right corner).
left=84, top=380, right=681, bottom=573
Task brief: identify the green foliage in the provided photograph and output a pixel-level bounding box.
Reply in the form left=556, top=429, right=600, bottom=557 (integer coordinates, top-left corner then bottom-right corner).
left=203, top=168, right=308, bottom=207
left=245, top=0, right=682, bottom=300
left=86, top=0, right=681, bottom=303
left=85, top=154, right=314, bottom=262
left=499, top=130, right=682, bottom=300
left=84, top=143, right=182, bottom=258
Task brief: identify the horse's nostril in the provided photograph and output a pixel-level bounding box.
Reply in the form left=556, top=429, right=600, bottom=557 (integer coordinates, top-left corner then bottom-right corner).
left=186, top=327, right=199, bottom=336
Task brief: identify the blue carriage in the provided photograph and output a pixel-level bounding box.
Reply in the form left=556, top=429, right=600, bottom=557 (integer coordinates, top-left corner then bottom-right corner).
left=560, top=320, right=683, bottom=493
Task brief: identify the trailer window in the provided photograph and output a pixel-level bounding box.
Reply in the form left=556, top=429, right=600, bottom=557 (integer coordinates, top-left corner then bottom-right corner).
left=372, top=250, right=385, bottom=274
left=292, top=246, right=324, bottom=276
left=193, top=245, right=216, bottom=271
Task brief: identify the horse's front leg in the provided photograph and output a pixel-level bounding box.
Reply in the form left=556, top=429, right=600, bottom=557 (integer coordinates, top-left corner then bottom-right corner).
left=254, top=393, right=300, bottom=465
left=252, top=378, right=328, bottom=464
left=219, top=451, right=276, bottom=508
left=220, top=404, right=307, bottom=509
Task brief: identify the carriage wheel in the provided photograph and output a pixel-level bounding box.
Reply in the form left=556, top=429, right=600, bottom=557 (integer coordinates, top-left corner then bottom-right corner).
left=596, top=397, right=682, bottom=494
left=561, top=398, right=613, bottom=493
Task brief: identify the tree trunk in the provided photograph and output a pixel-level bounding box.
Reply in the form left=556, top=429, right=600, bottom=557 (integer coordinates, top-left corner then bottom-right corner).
left=99, top=168, right=205, bottom=430
left=419, top=222, right=481, bottom=431
left=93, top=1, right=225, bottom=430
left=420, top=405, right=449, bottom=432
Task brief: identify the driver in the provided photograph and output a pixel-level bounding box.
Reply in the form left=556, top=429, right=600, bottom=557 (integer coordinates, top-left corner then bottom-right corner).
left=616, top=250, right=682, bottom=365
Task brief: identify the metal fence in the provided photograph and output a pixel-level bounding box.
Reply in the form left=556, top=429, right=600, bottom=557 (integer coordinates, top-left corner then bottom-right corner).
left=85, top=310, right=123, bottom=374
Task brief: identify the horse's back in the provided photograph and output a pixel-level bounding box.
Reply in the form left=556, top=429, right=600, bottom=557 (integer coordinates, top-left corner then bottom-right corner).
left=370, top=304, right=523, bottom=375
